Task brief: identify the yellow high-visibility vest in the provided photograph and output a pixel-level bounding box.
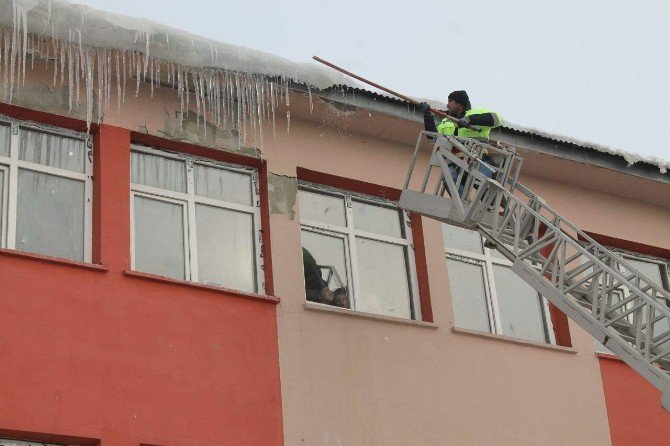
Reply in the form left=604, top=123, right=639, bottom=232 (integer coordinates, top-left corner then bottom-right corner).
left=436, top=108, right=502, bottom=139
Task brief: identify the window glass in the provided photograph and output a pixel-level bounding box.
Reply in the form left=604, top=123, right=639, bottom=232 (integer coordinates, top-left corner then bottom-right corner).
left=443, top=224, right=483, bottom=254
left=352, top=200, right=402, bottom=237
left=130, top=148, right=262, bottom=292
left=196, top=204, right=255, bottom=292
left=298, top=190, right=346, bottom=227
left=301, top=229, right=349, bottom=306
left=19, top=129, right=86, bottom=173
left=16, top=170, right=84, bottom=261
left=622, top=257, right=664, bottom=287
left=446, top=258, right=490, bottom=332
left=194, top=163, right=252, bottom=206
left=0, top=124, right=9, bottom=157
left=133, top=196, right=186, bottom=280
left=622, top=257, right=670, bottom=347
left=131, top=151, right=186, bottom=193
left=493, top=265, right=547, bottom=342
left=356, top=238, right=411, bottom=318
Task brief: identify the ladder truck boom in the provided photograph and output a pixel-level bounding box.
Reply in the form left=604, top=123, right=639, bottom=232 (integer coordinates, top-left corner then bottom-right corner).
left=399, top=132, right=670, bottom=412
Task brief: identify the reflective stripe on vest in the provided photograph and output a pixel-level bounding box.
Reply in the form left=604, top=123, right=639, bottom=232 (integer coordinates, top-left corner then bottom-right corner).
left=436, top=108, right=502, bottom=139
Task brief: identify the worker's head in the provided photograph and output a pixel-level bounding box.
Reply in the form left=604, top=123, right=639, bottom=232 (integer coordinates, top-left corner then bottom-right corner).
left=447, top=90, right=471, bottom=117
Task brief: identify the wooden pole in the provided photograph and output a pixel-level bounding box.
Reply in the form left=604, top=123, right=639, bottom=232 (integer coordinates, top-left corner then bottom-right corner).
left=313, top=55, right=481, bottom=131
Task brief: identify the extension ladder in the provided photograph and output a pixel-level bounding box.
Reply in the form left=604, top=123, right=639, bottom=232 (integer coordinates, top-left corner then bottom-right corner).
left=399, top=132, right=670, bottom=411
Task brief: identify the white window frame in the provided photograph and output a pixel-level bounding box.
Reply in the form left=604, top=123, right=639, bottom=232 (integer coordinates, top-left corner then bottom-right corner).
left=0, top=116, right=93, bottom=262
left=445, top=230, right=556, bottom=343
left=129, top=144, right=264, bottom=293
left=298, top=182, right=422, bottom=320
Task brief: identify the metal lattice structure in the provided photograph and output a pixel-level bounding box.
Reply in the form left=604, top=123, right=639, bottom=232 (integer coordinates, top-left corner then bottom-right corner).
left=399, top=132, right=670, bottom=411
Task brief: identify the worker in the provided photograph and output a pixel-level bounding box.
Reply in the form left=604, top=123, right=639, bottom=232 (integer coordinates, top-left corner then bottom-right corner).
left=418, top=90, right=501, bottom=140
left=302, top=247, right=334, bottom=305
left=418, top=91, right=502, bottom=194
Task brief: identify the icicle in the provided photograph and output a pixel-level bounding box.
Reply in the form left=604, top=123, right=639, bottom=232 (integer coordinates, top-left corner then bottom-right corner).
left=74, top=47, right=80, bottom=107
left=2, top=29, right=10, bottom=100
left=184, top=68, right=190, bottom=113
left=59, top=40, right=65, bottom=86
left=0, top=7, right=298, bottom=144
left=106, top=48, right=112, bottom=111
left=149, top=57, right=154, bottom=98
left=286, top=110, right=290, bottom=134
left=257, top=79, right=264, bottom=147
left=8, top=3, right=18, bottom=102
left=270, top=81, right=276, bottom=138
left=121, top=49, right=126, bottom=104
left=177, top=66, right=184, bottom=133
left=67, top=40, right=73, bottom=110
left=29, top=33, right=34, bottom=70
left=20, top=1, right=28, bottom=86
left=284, top=80, right=291, bottom=107
left=193, top=70, right=201, bottom=129
left=135, top=50, right=141, bottom=97
left=85, top=50, right=93, bottom=130
left=96, top=49, right=103, bottom=122
left=143, top=32, right=150, bottom=78
left=308, top=85, right=313, bottom=113
left=115, top=50, right=121, bottom=113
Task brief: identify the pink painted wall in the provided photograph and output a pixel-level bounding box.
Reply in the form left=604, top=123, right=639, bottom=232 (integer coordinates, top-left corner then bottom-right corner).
left=7, top=59, right=670, bottom=445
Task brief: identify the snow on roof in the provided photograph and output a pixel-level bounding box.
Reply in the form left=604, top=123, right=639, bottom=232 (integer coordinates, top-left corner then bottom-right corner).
left=1, top=0, right=354, bottom=89
left=504, top=121, right=669, bottom=174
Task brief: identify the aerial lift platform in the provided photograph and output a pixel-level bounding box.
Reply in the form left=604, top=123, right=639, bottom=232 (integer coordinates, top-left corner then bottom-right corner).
left=399, top=132, right=670, bottom=412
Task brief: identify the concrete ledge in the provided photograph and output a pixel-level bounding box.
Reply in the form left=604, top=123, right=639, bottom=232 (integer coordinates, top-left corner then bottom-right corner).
left=596, top=352, right=623, bottom=362
left=0, top=248, right=108, bottom=272
left=124, top=269, right=280, bottom=304
left=451, top=327, right=577, bottom=354
left=304, top=302, right=438, bottom=328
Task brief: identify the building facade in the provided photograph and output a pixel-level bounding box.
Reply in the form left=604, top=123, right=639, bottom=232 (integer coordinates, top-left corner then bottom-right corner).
left=0, top=5, right=669, bottom=446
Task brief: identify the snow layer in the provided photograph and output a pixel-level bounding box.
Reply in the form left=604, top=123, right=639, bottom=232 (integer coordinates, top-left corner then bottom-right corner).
left=504, top=121, right=670, bottom=174
left=0, top=0, right=353, bottom=89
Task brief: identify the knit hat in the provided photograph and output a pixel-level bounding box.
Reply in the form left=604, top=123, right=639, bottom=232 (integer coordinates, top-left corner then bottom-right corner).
left=448, top=90, right=471, bottom=109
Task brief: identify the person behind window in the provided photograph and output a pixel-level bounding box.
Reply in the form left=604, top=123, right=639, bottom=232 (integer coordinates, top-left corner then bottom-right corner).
left=302, top=247, right=334, bottom=304
left=332, top=287, right=350, bottom=309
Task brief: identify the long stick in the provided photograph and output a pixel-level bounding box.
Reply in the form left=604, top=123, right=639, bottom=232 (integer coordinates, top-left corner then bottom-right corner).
left=313, top=56, right=480, bottom=131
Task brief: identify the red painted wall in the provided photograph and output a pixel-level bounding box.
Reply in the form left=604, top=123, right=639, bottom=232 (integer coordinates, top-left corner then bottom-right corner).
left=599, top=357, right=670, bottom=445
left=0, top=123, right=283, bottom=445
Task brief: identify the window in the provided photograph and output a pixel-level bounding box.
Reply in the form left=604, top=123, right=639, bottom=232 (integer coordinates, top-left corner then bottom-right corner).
left=0, top=118, right=92, bottom=262
left=443, top=224, right=555, bottom=343
left=595, top=249, right=670, bottom=354
left=298, top=184, right=421, bottom=319
left=130, top=145, right=263, bottom=293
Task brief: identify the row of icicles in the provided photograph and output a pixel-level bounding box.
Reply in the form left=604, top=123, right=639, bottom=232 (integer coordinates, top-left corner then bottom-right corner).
left=0, top=24, right=313, bottom=148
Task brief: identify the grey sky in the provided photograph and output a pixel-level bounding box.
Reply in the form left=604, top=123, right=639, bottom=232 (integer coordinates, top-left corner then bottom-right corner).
left=74, top=0, right=669, bottom=162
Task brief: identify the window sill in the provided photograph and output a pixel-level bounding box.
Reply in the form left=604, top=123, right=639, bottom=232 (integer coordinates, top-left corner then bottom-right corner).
left=596, top=352, right=622, bottom=362
left=0, top=248, right=108, bottom=272
left=451, top=327, right=577, bottom=354
left=303, top=302, right=438, bottom=328
left=123, top=270, right=280, bottom=304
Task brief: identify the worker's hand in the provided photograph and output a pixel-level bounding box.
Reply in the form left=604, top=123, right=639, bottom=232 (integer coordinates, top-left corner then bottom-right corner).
left=418, top=102, right=432, bottom=114
left=456, top=117, right=471, bottom=127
